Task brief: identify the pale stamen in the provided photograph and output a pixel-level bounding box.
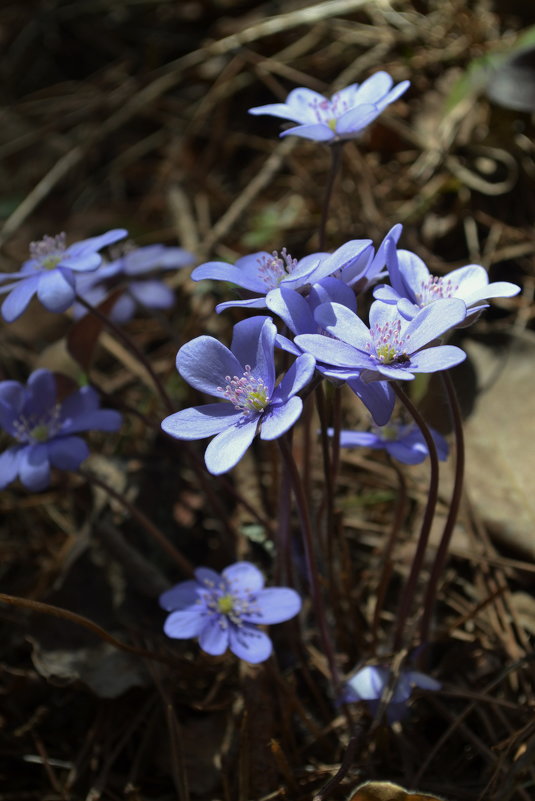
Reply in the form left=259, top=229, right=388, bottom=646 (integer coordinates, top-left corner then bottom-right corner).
left=367, top=319, right=411, bottom=365
left=416, top=275, right=459, bottom=307
left=218, top=365, right=270, bottom=413
left=257, top=248, right=297, bottom=288
left=12, top=404, right=62, bottom=444
left=29, top=233, right=67, bottom=270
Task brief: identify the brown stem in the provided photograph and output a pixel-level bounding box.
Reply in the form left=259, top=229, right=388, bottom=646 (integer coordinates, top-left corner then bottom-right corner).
left=278, top=436, right=340, bottom=692
left=391, top=383, right=439, bottom=651
left=0, top=592, right=179, bottom=668
left=80, top=468, right=194, bottom=577
left=319, top=142, right=343, bottom=250
left=420, top=371, right=465, bottom=641
left=75, top=293, right=173, bottom=413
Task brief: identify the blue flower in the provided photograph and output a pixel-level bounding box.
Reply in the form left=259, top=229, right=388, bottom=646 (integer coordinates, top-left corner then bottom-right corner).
left=0, top=229, right=127, bottom=322
left=341, top=665, right=441, bottom=723
left=0, top=369, right=122, bottom=491
left=73, top=244, right=194, bottom=322
left=160, top=561, right=301, bottom=663
left=191, top=241, right=373, bottom=313
left=249, top=72, right=410, bottom=143
left=267, top=279, right=395, bottom=426
left=330, top=422, right=449, bottom=465
left=162, top=317, right=316, bottom=475
left=374, top=242, right=521, bottom=322
left=295, top=299, right=467, bottom=383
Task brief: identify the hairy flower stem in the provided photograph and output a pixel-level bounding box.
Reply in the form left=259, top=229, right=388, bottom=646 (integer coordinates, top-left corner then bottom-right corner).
left=318, top=142, right=343, bottom=250
left=275, top=456, right=293, bottom=586
left=315, top=385, right=336, bottom=546
left=420, top=371, right=465, bottom=642
left=79, top=468, right=194, bottom=577
left=391, top=383, right=439, bottom=652
left=74, top=294, right=174, bottom=414
left=0, top=592, right=180, bottom=669
left=371, top=460, right=407, bottom=651
left=278, top=436, right=341, bottom=693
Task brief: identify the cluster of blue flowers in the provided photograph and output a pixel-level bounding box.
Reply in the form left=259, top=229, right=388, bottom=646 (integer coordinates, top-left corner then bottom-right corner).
left=0, top=69, right=522, bottom=712
left=164, top=224, right=518, bottom=471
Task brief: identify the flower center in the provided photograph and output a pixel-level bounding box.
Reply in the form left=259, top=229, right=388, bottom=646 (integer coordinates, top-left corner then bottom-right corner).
left=217, top=595, right=235, bottom=614
left=29, top=233, right=67, bottom=270
left=257, top=248, right=297, bottom=288
left=369, top=319, right=411, bottom=366
left=219, top=365, right=270, bottom=413
left=12, top=404, right=61, bottom=444
left=199, top=578, right=262, bottom=630
left=372, top=423, right=399, bottom=441
left=416, top=275, right=459, bottom=307
left=309, top=94, right=350, bottom=128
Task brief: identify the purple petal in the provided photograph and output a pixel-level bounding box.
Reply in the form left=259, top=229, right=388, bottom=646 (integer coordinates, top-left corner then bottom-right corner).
left=1, top=275, right=40, bottom=321
left=335, top=104, right=379, bottom=135
left=47, top=436, right=90, bottom=470
left=123, top=245, right=193, bottom=274
left=228, top=625, right=272, bottom=663
left=405, top=670, right=442, bottom=691
left=314, top=302, right=372, bottom=351
left=376, top=364, right=415, bottom=381
left=161, top=404, right=241, bottom=440
left=192, top=256, right=268, bottom=294
left=159, top=580, right=200, bottom=611
left=204, top=415, right=259, bottom=474
left=408, top=345, right=466, bottom=372
left=347, top=378, right=395, bottom=426
left=230, top=316, right=276, bottom=395
left=59, top=385, right=99, bottom=419
left=353, top=72, right=394, bottom=103
left=373, top=284, right=400, bottom=303
left=177, top=337, right=243, bottom=398
left=337, top=430, right=380, bottom=448
left=310, top=240, right=373, bottom=285
left=266, top=288, right=315, bottom=335
left=26, top=369, right=57, bottom=414
left=463, top=280, right=520, bottom=306
left=216, top=297, right=268, bottom=313
left=365, top=224, right=403, bottom=285
left=346, top=666, right=388, bottom=700
left=129, top=280, right=175, bottom=309
left=60, top=407, right=122, bottom=434
left=0, top=380, right=24, bottom=410
left=249, top=102, right=304, bottom=121
left=280, top=123, right=335, bottom=142
left=404, top=299, right=467, bottom=352
left=37, top=269, right=75, bottom=312
left=310, top=277, right=358, bottom=312
left=397, top=297, right=419, bottom=320
left=195, top=567, right=225, bottom=587
left=386, top=440, right=426, bottom=465
left=393, top=248, right=429, bottom=298
left=280, top=253, right=326, bottom=289
left=108, top=293, right=136, bottom=323
left=199, top=619, right=229, bottom=655
left=19, top=443, right=50, bottom=491
left=273, top=354, right=316, bottom=401
left=67, top=229, right=128, bottom=257
left=260, top=396, right=303, bottom=441
left=376, top=80, right=410, bottom=108
left=295, top=334, right=369, bottom=369
left=242, top=587, right=301, bottom=624
left=223, top=562, right=265, bottom=593
left=0, top=446, right=22, bottom=489
left=60, top=253, right=101, bottom=273
left=164, top=608, right=206, bottom=639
